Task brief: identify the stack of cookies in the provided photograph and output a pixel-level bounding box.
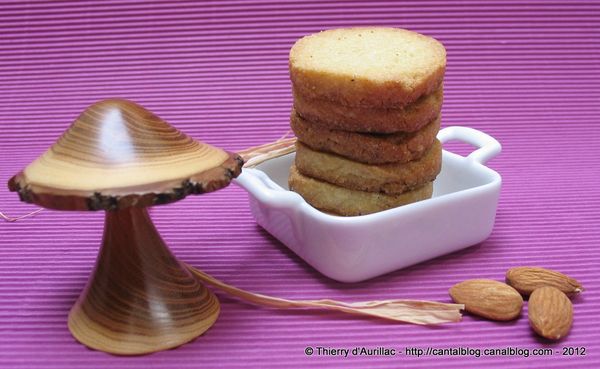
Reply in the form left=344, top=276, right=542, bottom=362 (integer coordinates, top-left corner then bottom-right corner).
left=288, top=27, right=446, bottom=216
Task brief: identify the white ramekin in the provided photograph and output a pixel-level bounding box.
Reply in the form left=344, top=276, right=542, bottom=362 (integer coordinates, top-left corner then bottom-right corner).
left=235, top=126, right=502, bottom=282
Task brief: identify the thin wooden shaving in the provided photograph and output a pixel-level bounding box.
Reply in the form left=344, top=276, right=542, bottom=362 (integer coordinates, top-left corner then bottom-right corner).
left=186, top=263, right=464, bottom=325
left=0, top=208, right=43, bottom=222
left=238, top=136, right=297, bottom=168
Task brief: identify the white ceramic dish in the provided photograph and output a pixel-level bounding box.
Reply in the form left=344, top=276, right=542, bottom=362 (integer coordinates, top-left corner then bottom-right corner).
left=235, top=126, right=502, bottom=282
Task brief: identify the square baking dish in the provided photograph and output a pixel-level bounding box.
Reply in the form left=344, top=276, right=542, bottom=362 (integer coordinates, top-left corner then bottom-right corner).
left=235, top=126, right=502, bottom=282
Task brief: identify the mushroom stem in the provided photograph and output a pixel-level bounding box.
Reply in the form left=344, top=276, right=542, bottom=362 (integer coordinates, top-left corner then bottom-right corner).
left=68, top=207, right=219, bottom=355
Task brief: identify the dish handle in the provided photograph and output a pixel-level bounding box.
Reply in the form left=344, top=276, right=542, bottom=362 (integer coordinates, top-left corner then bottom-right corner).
left=437, top=126, right=501, bottom=164
left=235, top=169, right=305, bottom=209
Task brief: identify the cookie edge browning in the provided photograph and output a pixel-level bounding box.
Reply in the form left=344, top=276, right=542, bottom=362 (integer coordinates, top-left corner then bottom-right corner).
left=293, top=87, right=443, bottom=133
left=291, top=111, right=441, bottom=164
left=295, top=139, right=442, bottom=194
left=288, top=165, right=434, bottom=216
left=290, top=27, right=446, bottom=108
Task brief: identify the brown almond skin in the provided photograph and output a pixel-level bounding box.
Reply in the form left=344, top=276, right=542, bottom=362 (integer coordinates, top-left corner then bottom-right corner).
left=528, top=286, right=573, bottom=340
left=449, top=279, right=523, bottom=321
left=506, top=267, right=583, bottom=297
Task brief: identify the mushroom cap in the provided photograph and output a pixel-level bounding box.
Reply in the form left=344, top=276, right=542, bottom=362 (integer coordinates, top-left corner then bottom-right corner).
left=8, top=99, right=243, bottom=210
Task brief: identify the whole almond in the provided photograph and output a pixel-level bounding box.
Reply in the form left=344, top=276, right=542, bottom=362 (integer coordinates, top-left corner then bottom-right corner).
left=449, top=279, right=523, bottom=321
left=528, top=286, right=573, bottom=340
left=506, top=266, right=583, bottom=297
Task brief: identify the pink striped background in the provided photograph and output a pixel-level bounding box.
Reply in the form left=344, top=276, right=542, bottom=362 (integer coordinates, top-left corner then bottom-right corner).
left=1, top=1, right=599, bottom=367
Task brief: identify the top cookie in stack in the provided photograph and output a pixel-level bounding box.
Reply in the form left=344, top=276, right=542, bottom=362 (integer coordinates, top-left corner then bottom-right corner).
left=288, top=27, right=446, bottom=216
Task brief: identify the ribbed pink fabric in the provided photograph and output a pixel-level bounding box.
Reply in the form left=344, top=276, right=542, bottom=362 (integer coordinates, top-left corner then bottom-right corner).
left=1, top=1, right=599, bottom=367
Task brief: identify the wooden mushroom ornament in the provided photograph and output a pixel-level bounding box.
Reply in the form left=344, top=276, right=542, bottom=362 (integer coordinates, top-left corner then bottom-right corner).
left=8, top=99, right=243, bottom=355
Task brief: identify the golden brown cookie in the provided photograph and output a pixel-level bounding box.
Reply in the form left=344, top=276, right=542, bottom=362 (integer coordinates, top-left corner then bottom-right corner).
left=295, top=139, right=441, bottom=194
left=291, top=110, right=440, bottom=164
left=290, top=27, right=446, bottom=108
left=289, top=165, right=433, bottom=216
left=293, top=87, right=443, bottom=133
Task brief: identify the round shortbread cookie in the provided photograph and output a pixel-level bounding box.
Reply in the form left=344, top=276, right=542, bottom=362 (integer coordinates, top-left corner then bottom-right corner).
left=291, top=110, right=440, bottom=164
left=293, top=87, right=443, bottom=133
left=288, top=165, right=433, bottom=216
left=290, top=27, right=446, bottom=108
left=295, top=139, right=441, bottom=194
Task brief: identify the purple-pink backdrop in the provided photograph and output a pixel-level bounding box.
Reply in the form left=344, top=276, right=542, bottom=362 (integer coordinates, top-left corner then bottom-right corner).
left=1, top=1, right=599, bottom=368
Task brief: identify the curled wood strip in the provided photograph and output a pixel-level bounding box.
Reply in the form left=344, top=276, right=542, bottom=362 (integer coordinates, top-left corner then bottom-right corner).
left=238, top=136, right=297, bottom=168
left=186, top=263, right=463, bottom=325
left=0, top=208, right=43, bottom=222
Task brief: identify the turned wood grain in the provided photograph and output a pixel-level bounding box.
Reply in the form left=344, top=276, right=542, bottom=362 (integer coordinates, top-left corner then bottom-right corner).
left=68, top=207, right=220, bottom=355
left=8, top=99, right=243, bottom=211
left=7, top=99, right=243, bottom=355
